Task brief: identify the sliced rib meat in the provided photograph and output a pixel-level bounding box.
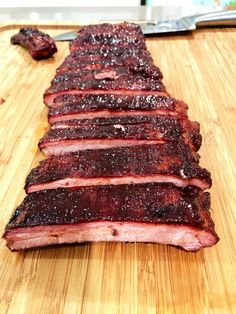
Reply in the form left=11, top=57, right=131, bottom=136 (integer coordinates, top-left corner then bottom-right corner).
left=67, top=46, right=152, bottom=62
left=70, top=22, right=147, bottom=53
left=40, top=116, right=201, bottom=155
left=44, top=71, right=166, bottom=103
left=75, top=22, right=144, bottom=38
left=49, top=93, right=182, bottom=110
left=11, top=27, right=57, bottom=60
left=48, top=93, right=187, bottom=123
left=39, top=115, right=201, bottom=156
left=44, top=90, right=169, bottom=108
left=25, top=143, right=211, bottom=193
left=3, top=183, right=219, bottom=251
left=3, top=22, right=218, bottom=253
left=44, top=25, right=166, bottom=106
left=56, top=53, right=162, bottom=80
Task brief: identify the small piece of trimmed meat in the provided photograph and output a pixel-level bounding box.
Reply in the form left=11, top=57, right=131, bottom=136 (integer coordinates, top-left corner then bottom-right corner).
left=3, top=183, right=219, bottom=251
left=11, top=27, right=57, bottom=60
left=48, top=93, right=188, bottom=123
left=25, top=143, right=211, bottom=193
left=39, top=115, right=201, bottom=156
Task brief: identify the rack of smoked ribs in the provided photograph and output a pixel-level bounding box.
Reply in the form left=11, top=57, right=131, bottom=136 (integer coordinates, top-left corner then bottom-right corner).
left=3, top=23, right=219, bottom=252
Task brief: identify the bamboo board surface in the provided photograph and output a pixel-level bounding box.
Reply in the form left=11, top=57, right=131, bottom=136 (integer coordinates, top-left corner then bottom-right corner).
left=0, top=22, right=236, bottom=314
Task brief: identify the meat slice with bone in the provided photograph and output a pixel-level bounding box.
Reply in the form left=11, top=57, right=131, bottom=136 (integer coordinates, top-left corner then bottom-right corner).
left=11, top=27, right=57, bottom=60
left=3, top=183, right=219, bottom=252
left=39, top=115, right=202, bottom=156
left=25, top=143, right=211, bottom=193
left=48, top=93, right=187, bottom=123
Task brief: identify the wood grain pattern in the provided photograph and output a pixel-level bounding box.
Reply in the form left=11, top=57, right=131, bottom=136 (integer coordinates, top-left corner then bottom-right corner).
left=0, top=23, right=236, bottom=314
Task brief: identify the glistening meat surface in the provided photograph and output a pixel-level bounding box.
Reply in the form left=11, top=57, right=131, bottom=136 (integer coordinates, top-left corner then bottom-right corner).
left=25, top=143, right=211, bottom=193
left=48, top=93, right=187, bottom=123
left=44, top=71, right=166, bottom=98
left=39, top=115, right=201, bottom=156
left=3, top=22, right=219, bottom=253
left=44, top=90, right=169, bottom=108
left=56, top=52, right=162, bottom=79
left=68, top=46, right=152, bottom=61
left=44, top=24, right=167, bottom=106
left=11, top=27, right=57, bottom=60
left=3, top=183, right=219, bottom=251
left=69, top=22, right=147, bottom=52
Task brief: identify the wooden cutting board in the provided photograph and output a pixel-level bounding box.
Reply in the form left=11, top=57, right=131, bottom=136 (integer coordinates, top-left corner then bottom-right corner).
left=0, top=22, right=235, bottom=314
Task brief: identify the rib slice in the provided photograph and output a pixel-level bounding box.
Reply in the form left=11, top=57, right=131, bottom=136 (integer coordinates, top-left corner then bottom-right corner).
left=56, top=52, right=162, bottom=80
left=46, top=30, right=165, bottom=98
left=69, top=22, right=147, bottom=53
left=48, top=93, right=188, bottom=123
left=67, top=46, right=153, bottom=64
left=39, top=115, right=201, bottom=156
left=11, top=27, right=57, bottom=60
left=44, top=25, right=167, bottom=107
left=25, top=143, right=211, bottom=193
left=44, top=90, right=169, bottom=108
left=3, top=183, right=219, bottom=251
left=44, top=71, right=166, bottom=100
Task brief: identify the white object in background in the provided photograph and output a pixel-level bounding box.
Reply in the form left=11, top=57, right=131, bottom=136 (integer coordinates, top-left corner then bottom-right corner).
left=0, top=0, right=140, bottom=7
left=151, top=0, right=221, bottom=19
left=152, top=0, right=192, bottom=5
